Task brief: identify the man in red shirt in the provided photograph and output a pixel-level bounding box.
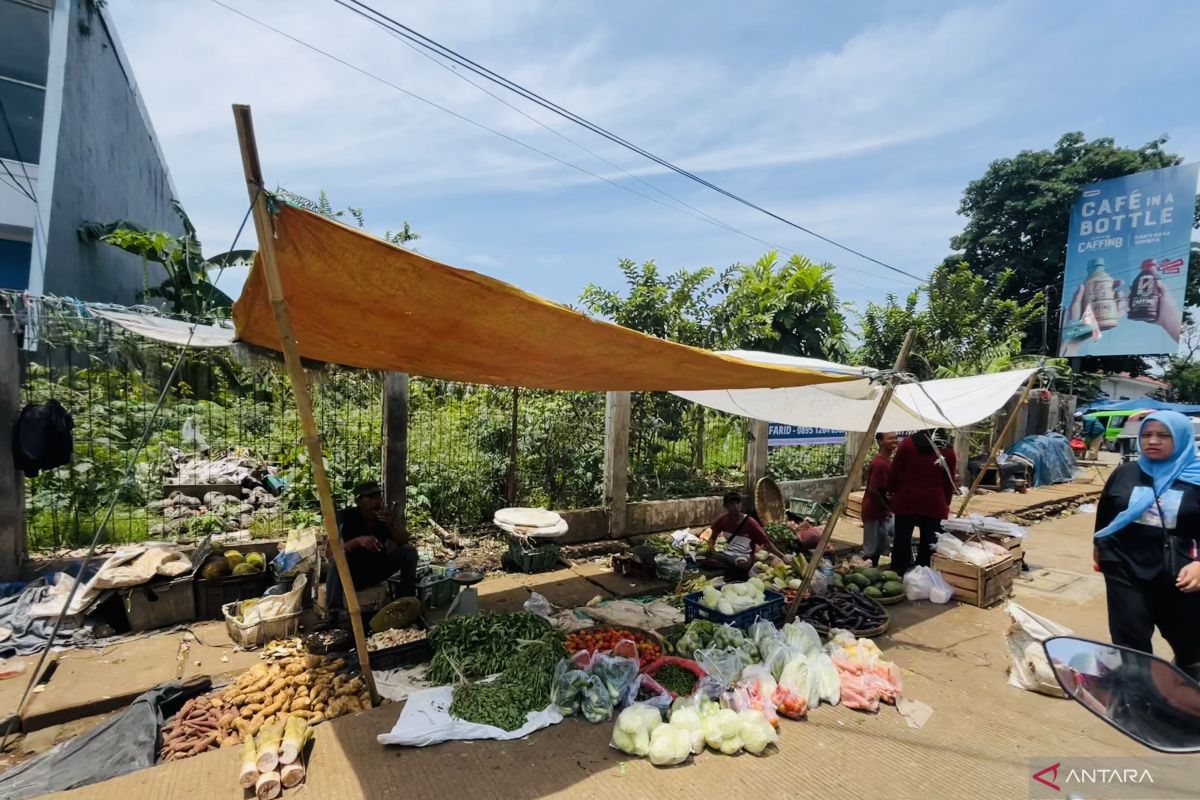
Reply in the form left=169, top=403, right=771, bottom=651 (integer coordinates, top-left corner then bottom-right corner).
left=862, top=432, right=898, bottom=566
left=887, top=430, right=958, bottom=574
left=702, top=491, right=792, bottom=573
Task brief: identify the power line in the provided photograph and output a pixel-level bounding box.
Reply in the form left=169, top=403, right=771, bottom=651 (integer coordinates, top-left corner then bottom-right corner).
left=0, top=95, right=38, bottom=201
left=334, top=0, right=926, bottom=284
left=205, top=2, right=909, bottom=294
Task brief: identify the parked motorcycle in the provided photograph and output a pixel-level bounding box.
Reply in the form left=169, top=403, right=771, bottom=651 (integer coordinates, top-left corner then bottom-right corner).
left=1042, top=636, right=1200, bottom=753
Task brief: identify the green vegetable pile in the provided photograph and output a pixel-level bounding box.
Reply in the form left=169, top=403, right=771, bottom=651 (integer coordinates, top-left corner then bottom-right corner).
left=655, top=664, right=698, bottom=696
left=448, top=631, right=567, bottom=730
left=675, top=620, right=760, bottom=662
left=427, top=612, right=552, bottom=685
left=831, top=567, right=904, bottom=599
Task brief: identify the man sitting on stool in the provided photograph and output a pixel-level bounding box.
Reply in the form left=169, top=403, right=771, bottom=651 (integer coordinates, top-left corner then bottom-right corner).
left=325, top=481, right=417, bottom=621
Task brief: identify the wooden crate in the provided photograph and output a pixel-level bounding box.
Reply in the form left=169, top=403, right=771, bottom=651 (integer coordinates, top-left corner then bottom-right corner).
left=931, top=553, right=1015, bottom=608
left=945, top=530, right=1024, bottom=569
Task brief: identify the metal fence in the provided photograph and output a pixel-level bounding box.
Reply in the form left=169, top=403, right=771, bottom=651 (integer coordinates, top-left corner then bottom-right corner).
left=9, top=298, right=847, bottom=550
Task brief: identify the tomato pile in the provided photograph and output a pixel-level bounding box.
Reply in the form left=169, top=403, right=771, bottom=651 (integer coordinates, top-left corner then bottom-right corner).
left=566, top=626, right=663, bottom=669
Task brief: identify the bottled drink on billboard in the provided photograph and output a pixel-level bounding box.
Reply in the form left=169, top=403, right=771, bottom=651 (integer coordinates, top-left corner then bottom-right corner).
left=1084, top=258, right=1119, bottom=330
left=1126, top=259, right=1161, bottom=323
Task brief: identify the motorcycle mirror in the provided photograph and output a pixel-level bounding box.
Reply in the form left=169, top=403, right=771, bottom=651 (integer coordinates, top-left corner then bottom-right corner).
left=1043, top=636, right=1200, bottom=753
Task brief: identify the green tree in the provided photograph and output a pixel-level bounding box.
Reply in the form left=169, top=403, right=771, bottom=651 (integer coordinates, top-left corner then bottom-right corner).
left=1157, top=327, right=1200, bottom=403
left=857, top=261, right=1043, bottom=380
left=278, top=189, right=420, bottom=247
left=946, top=132, right=1200, bottom=367
left=719, top=251, right=851, bottom=361
left=79, top=201, right=253, bottom=321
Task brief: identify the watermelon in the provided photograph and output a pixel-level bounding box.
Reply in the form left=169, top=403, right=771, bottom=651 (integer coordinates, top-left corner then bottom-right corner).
left=881, top=580, right=904, bottom=597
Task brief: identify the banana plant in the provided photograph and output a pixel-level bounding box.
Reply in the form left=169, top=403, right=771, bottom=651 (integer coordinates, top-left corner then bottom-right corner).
left=79, top=200, right=255, bottom=321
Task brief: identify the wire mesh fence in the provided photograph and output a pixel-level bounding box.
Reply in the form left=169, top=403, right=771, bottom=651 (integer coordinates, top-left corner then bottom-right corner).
left=628, top=393, right=746, bottom=500
left=766, top=444, right=848, bottom=482
left=8, top=299, right=609, bottom=549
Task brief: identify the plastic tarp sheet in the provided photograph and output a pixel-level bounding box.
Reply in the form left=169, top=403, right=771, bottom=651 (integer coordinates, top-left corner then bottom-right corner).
left=231, top=204, right=851, bottom=391
left=672, top=351, right=1037, bottom=432
left=0, top=680, right=206, bottom=799
left=1007, top=433, right=1078, bottom=487
left=89, top=307, right=235, bottom=349
left=377, top=685, right=562, bottom=747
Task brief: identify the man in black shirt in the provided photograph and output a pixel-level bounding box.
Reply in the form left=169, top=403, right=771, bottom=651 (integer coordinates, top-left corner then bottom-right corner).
left=325, top=481, right=418, bottom=619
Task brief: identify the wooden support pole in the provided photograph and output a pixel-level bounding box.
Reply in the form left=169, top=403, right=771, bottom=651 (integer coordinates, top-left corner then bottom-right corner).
left=785, top=329, right=916, bottom=624
left=232, top=105, right=377, bottom=703
left=506, top=387, right=519, bottom=506
left=956, top=372, right=1040, bottom=518
left=604, top=391, right=631, bottom=538
left=744, top=420, right=769, bottom=513
left=383, top=373, right=408, bottom=528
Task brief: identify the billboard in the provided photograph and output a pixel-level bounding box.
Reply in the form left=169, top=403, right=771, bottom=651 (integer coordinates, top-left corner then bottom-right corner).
left=767, top=423, right=846, bottom=447
left=1058, top=162, right=1198, bottom=358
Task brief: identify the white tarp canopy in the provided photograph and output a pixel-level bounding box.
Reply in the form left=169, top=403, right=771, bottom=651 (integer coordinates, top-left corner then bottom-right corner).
left=671, top=351, right=1037, bottom=432
left=89, top=307, right=236, bottom=349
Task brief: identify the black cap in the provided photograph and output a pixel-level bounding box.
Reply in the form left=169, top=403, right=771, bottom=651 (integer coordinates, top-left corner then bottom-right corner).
left=355, top=480, right=382, bottom=499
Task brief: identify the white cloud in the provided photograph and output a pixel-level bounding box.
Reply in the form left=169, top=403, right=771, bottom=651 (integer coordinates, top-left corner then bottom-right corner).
left=463, top=253, right=504, bottom=270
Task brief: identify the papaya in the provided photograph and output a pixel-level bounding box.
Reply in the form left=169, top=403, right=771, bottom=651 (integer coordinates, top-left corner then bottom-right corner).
left=224, top=550, right=245, bottom=567
left=864, top=585, right=883, bottom=598
left=881, top=580, right=904, bottom=597
left=880, top=570, right=901, bottom=583
left=861, top=567, right=882, bottom=583
left=232, top=562, right=257, bottom=576
left=847, top=573, right=871, bottom=589
left=830, top=573, right=845, bottom=588
left=846, top=583, right=862, bottom=593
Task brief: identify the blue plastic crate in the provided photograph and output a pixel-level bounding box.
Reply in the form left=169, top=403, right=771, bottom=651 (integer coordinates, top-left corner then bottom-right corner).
left=682, top=588, right=786, bottom=630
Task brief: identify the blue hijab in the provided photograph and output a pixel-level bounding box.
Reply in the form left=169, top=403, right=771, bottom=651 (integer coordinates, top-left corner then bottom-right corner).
left=1095, top=411, right=1200, bottom=539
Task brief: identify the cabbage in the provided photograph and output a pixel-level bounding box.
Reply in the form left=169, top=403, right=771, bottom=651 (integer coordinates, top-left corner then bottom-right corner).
left=701, top=588, right=721, bottom=609
left=738, top=709, right=778, bottom=755
left=811, top=653, right=841, bottom=706
left=702, top=708, right=744, bottom=754
left=717, top=600, right=734, bottom=615
left=648, top=723, right=692, bottom=766
left=611, top=703, right=664, bottom=756
left=667, top=707, right=705, bottom=754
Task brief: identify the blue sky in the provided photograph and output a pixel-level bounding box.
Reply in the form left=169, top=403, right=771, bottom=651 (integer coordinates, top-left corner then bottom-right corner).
left=108, top=0, right=1200, bottom=318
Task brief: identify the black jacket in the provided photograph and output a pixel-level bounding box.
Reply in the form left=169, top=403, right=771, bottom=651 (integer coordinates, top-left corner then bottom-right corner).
left=1096, top=462, right=1200, bottom=581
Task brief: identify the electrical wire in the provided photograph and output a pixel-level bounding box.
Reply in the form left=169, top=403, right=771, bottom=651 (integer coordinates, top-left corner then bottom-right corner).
left=335, top=0, right=925, bottom=284
left=1, top=198, right=258, bottom=745
left=0, top=95, right=37, bottom=201
left=205, top=1, right=908, bottom=295
left=347, top=11, right=906, bottom=292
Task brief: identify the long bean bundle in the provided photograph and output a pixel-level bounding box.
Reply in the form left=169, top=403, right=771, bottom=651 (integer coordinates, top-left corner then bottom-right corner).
left=427, top=612, right=551, bottom=685
left=448, top=631, right=567, bottom=731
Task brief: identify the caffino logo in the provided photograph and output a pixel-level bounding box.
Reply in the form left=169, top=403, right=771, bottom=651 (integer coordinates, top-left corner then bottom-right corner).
left=1032, top=761, right=1155, bottom=791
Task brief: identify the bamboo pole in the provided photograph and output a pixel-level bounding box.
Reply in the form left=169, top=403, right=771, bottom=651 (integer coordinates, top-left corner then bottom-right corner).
left=784, top=329, right=916, bottom=624
left=232, top=105, right=377, bottom=703
left=955, top=372, right=1041, bottom=518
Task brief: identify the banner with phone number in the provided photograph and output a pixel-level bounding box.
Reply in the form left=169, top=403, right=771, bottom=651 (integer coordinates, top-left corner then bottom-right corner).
left=767, top=423, right=846, bottom=447
left=1059, top=162, right=1198, bottom=358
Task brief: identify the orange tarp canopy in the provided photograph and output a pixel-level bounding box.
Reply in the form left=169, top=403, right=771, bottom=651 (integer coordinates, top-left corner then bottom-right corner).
left=233, top=204, right=850, bottom=391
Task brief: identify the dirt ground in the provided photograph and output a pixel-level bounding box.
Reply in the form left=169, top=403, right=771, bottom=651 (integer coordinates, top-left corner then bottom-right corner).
left=37, top=502, right=1200, bottom=800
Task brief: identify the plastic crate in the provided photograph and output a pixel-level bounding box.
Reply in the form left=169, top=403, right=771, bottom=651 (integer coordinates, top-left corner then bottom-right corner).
left=121, top=576, right=195, bottom=632
left=507, top=539, right=561, bottom=574
left=222, top=601, right=301, bottom=649
left=367, top=623, right=431, bottom=671
left=682, top=588, right=786, bottom=630
left=412, top=575, right=459, bottom=609
left=194, top=571, right=272, bottom=620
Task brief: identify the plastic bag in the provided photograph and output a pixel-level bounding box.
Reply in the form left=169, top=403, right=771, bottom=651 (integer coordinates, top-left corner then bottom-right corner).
left=610, top=702, right=663, bottom=756
left=592, top=652, right=639, bottom=705
left=779, top=651, right=820, bottom=710
left=724, top=684, right=779, bottom=728
left=523, top=592, right=554, bottom=620
left=779, top=620, right=822, bottom=656
left=1004, top=602, right=1072, bottom=697
left=581, top=673, right=614, bottom=723
left=810, top=570, right=829, bottom=595
left=695, top=646, right=751, bottom=690
left=810, top=652, right=841, bottom=706
left=738, top=709, right=778, bottom=755
left=928, top=573, right=952, bottom=604
left=552, top=654, right=593, bottom=716
left=666, top=706, right=705, bottom=755
left=747, top=619, right=779, bottom=651
left=903, top=566, right=934, bottom=601
left=623, top=674, right=673, bottom=717
left=771, top=683, right=808, bottom=718
left=648, top=722, right=692, bottom=766
left=702, top=708, right=744, bottom=754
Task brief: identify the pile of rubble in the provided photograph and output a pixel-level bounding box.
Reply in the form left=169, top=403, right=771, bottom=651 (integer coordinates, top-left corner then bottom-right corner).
left=148, top=487, right=279, bottom=538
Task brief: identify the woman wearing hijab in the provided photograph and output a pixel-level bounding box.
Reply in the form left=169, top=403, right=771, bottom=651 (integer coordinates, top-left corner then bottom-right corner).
left=1095, top=411, right=1200, bottom=680
left=887, top=430, right=958, bottom=574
